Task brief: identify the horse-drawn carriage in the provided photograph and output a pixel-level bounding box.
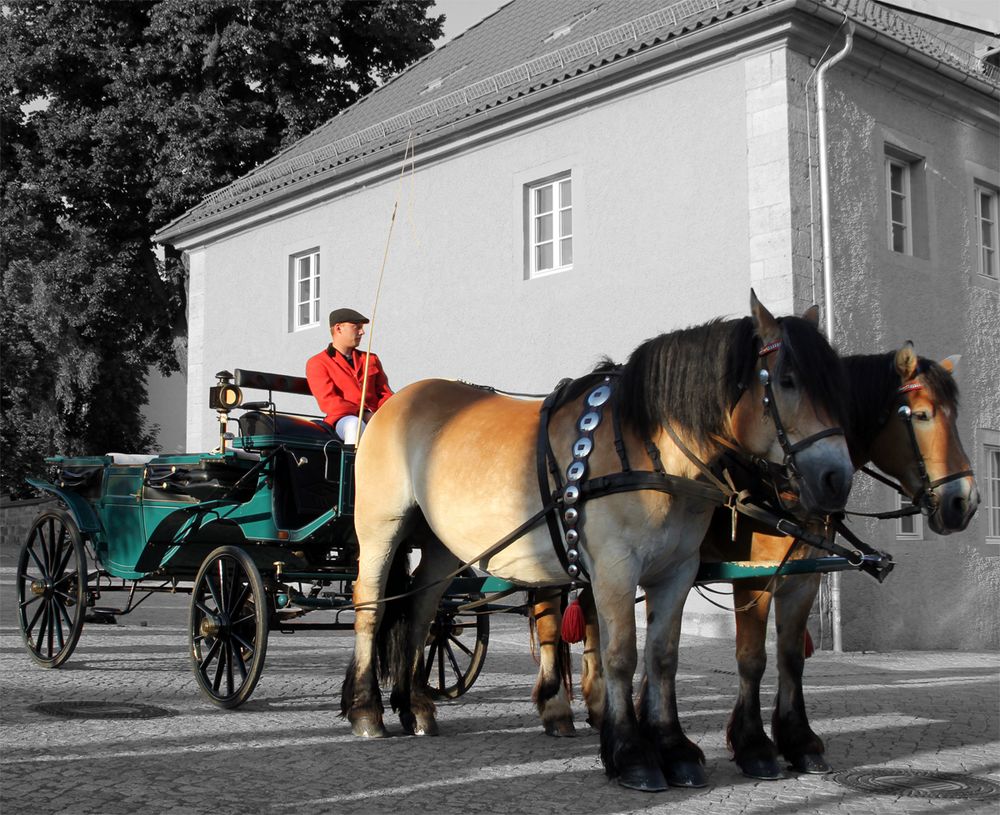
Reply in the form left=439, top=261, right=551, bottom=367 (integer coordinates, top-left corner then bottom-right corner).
left=16, top=368, right=501, bottom=707
left=15, top=292, right=978, bottom=792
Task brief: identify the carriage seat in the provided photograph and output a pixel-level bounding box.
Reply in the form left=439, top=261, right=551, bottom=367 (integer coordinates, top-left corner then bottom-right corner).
left=105, top=453, right=160, bottom=466
left=238, top=411, right=336, bottom=444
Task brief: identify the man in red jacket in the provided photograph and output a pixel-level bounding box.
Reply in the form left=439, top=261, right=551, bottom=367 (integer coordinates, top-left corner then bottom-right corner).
left=306, top=307, right=393, bottom=444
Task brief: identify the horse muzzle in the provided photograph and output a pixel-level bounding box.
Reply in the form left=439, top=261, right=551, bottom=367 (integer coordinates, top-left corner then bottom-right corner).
left=789, top=441, right=854, bottom=516
left=926, top=475, right=979, bottom=535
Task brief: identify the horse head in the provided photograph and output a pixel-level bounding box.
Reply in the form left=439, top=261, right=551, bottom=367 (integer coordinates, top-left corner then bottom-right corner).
left=729, top=292, right=854, bottom=515
left=869, top=343, right=979, bottom=534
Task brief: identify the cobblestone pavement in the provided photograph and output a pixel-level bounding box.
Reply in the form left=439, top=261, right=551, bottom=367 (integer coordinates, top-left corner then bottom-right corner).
left=2, top=567, right=998, bottom=815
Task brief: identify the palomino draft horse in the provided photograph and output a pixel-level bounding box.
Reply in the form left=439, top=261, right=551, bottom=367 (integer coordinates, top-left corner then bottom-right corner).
left=341, top=292, right=854, bottom=791
left=529, top=342, right=979, bottom=780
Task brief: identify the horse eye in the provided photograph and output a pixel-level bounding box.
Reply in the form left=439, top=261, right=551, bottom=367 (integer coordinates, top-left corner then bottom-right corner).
left=913, top=410, right=931, bottom=421
left=779, top=375, right=796, bottom=389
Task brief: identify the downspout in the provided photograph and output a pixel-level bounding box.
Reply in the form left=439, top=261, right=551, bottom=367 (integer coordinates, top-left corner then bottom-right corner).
left=816, top=20, right=854, bottom=654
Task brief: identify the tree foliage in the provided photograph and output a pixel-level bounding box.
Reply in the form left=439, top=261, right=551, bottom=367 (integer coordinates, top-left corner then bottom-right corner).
left=1, top=0, right=442, bottom=497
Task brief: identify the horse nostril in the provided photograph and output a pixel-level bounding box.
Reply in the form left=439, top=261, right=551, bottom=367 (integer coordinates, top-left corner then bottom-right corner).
left=823, top=468, right=848, bottom=500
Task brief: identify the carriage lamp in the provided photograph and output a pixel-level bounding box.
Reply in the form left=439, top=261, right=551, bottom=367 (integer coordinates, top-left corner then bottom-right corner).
left=209, top=371, right=243, bottom=411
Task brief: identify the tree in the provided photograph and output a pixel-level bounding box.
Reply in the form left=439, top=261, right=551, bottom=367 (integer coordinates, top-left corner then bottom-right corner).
left=1, top=0, right=442, bottom=497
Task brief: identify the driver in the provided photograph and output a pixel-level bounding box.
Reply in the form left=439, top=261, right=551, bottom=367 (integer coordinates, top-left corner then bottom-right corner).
left=305, top=308, right=393, bottom=444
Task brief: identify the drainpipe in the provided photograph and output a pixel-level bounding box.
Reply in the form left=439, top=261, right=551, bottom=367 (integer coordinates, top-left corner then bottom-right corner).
left=816, top=21, right=854, bottom=654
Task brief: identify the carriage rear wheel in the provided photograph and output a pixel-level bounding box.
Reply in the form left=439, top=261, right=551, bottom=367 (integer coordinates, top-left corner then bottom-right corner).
left=424, top=583, right=490, bottom=699
left=189, top=546, right=269, bottom=709
left=16, top=509, right=88, bottom=668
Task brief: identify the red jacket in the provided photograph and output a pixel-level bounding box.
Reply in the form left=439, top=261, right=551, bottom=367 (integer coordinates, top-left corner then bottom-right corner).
left=306, top=346, right=393, bottom=425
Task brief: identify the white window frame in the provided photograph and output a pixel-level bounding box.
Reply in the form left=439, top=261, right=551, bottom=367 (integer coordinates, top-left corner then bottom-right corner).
left=527, top=174, right=573, bottom=279
left=986, top=443, right=1000, bottom=544
left=975, top=184, right=999, bottom=280
left=895, top=493, right=923, bottom=540
left=290, top=249, right=321, bottom=331
left=886, top=157, right=912, bottom=255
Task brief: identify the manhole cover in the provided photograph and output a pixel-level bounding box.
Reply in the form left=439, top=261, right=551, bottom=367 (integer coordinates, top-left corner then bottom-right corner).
left=31, top=701, right=175, bottom=720
left=831, top=768, right=1000, bottom=800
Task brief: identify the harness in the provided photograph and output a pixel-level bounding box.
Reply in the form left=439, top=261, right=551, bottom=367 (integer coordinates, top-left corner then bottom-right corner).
left=535, top=342, right=895, bottom=586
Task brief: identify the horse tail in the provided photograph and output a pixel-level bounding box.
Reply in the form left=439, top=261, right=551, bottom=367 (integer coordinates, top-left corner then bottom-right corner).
left=527, top=589, right=540, bottom=663
left=375, top=542, right=413, bottom=688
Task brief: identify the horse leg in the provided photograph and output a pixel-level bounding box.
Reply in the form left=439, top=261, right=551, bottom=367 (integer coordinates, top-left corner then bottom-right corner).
left=727, top=583, right=782, bottom=779
left=593, top=573, right=667, bottom=791
left=578, top=587, right=605, bottom=730
left=392, top=539, right=460, bottom=737
left=771, top=573, right=829, bottom=774
left=531, top=588, right=575, bottom=737
left=637, top=560, right=707, bottom=789
left=341, top=527, right=410, bottom=738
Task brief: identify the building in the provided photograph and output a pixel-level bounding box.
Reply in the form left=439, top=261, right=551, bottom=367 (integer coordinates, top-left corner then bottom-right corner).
left=155, top=0, right=1000, bottom=650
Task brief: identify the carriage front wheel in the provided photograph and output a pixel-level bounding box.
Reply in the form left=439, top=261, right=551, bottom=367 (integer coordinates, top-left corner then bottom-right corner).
left=16, top=508, right=88, bottom=668
left=424, top=597, right=490, bottom=699
left=189, top=546, right=269, bottom=709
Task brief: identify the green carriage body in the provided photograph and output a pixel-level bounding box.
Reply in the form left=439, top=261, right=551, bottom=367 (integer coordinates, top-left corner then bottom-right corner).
left=28, top=428, right=356, bottom=582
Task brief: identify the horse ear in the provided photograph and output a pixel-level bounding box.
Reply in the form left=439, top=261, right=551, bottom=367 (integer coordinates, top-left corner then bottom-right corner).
left=750, top=289, right=779, bottom=339
left=894, top=341, right=918, bottom=381
left=939, top=354, right=961, bottom=376
left=802, top=305, right=820, bottom=326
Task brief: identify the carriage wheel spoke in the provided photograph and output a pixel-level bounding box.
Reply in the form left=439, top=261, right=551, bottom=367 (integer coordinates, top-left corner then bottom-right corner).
left=19, top=594, right=41, bottom=611
left=55, top=597, right=74, bottom=631
left=205, top=571, right=222, bottom=613
left=447, top=633, right=474, bottom=657
left=24, top=598, right=45, bottom=635
left=27, top=537, right=46, bottom=575
left=53, top=603, right=66, bottom=650
left=437, top=642, right=446, bottom=689
left=215, top=560, right=228, bottom=611
left=423, top=642, right=436, bottom=684
left=232, top=641, right=249, bottom=681
left=36, top=603, right=51, bottom=657
left=443, top=640, right=463, bottom=682
left=211, top=641, right=227, bottom=691
left=231, top=583, right=251, bottom=614
left=225, top=640, right=235, bottom=696
left=231, top=631, right=255, bottom=657
left=198, top=636, right=221, bottom=676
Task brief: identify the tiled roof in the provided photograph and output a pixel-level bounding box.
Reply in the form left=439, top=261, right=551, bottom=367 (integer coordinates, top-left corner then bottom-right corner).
left=155, top=0, right=1000, bottom=243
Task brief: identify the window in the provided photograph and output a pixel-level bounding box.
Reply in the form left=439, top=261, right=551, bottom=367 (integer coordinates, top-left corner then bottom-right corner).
left=987, top=444, right=1000, bottom=542
left=528, top=175, right=572, bottom=278
left=896, top=494, right=923, bottom=540
left=290, top=249, right=320, bottom=331
left=884, top=145, right=928, bottom=258
left=976, top=184, right=999, bottom=279
left=887, top=157, right=911, bottom=254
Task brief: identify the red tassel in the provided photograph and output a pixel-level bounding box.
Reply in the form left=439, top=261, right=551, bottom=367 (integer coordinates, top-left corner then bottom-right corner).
left=804, top=628, right=815, bottom=659
left=561, top=598, right=586, bottom=644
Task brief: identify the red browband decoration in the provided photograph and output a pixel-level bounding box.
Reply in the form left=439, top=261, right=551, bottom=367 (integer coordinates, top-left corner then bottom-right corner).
left=759, top=340, right=782, bottom=357
left=898, top=382, right=923, bottom=394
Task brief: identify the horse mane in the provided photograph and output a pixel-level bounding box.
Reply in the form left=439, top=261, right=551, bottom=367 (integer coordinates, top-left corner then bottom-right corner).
left=613, top=315, right=847, bottom=446
left=844, top=353, right=959, bottom=454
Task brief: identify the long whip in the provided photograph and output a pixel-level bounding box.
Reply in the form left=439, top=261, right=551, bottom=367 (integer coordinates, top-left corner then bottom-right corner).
left=356, top=133, right=416, bottom=438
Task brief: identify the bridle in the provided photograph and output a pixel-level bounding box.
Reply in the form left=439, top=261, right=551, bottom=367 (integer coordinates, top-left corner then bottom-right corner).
left=756, top=340, right=846, bottom=475
left=891, top=381, right=973, bottom=514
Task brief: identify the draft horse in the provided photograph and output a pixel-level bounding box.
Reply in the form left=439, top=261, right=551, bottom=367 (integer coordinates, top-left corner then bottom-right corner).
left=529, top=342, right=979, bottom=781
left=341, top=292, right=854, bottom=791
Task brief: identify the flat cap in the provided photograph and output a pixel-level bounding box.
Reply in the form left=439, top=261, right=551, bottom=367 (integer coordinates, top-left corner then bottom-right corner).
left=328, top=308, right=370, bottom=326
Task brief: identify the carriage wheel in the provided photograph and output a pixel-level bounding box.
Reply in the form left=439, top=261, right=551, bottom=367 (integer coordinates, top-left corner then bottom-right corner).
left=16, top=509, right=88, bottom=668
left=424, top=601, right=490, bottom=700
left=189, top=546, right=269, bottom=709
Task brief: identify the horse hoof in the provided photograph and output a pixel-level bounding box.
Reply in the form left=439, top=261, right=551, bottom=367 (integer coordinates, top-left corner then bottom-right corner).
left=400, top=712, right=439, bottom=736
left=789, top=753, right=831, bottom=774
left=665, top=761, right=709, bottom=789
left=737, top=757, right=784, bottom=781
left=351, top=716, right=388, bottom=738
left=544, top=719, right=577, bottom=738
left=617, top=765, right=668, bottom=792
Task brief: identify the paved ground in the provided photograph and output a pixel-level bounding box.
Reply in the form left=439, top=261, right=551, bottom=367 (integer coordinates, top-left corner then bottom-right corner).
left=2, top=566, right=998, bottom=815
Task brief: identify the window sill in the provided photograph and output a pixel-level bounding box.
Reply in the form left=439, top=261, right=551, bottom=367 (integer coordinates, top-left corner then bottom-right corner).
left=528, top=264, right=573, bottom=280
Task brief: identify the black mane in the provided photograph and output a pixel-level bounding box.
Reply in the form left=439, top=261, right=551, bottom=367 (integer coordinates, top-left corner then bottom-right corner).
left=613, top=315, right=847, bottom=446
left=844, top=353, right=959, bottom=456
